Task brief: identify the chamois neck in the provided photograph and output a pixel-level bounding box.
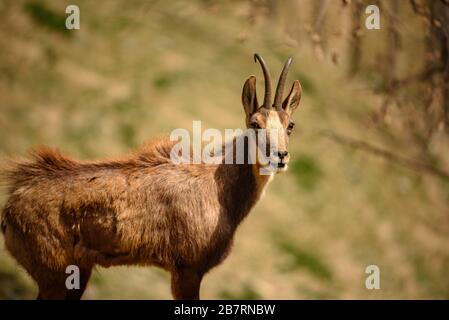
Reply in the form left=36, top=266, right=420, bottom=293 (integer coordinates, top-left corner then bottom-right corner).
left=214, top=136, right=273, bottom=225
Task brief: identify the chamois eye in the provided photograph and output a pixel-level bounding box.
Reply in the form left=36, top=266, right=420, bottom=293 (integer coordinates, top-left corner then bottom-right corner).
left=287, top=122, right=295, bottom=135
left=250, top=122, right=261, bottom=129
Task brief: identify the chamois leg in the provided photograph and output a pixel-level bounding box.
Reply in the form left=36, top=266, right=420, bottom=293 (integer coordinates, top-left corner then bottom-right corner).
left=171, top=268, right=203, bottom=300
left=36, top=271, right=70, bottom=300
left=65, top=266, right=93, bottom=300
left=35, top=266, right=92, bottom=300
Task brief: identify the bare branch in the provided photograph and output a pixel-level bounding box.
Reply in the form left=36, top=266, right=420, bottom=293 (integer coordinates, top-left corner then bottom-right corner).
left=321, top=130, right=449, bottom=180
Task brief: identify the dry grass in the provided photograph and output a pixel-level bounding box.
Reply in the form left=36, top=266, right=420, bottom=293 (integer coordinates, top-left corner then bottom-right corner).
left=1, top=0, right=449, bottom=299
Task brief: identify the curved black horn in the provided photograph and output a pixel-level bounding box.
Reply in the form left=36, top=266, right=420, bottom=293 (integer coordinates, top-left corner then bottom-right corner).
left=273, top=57, right=293, bottom=109
left=254, top=53, right=272, bottom=109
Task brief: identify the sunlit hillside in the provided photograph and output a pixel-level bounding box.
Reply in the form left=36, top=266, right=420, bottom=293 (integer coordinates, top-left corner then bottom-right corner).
left=1, top=0, right=449, bottom=299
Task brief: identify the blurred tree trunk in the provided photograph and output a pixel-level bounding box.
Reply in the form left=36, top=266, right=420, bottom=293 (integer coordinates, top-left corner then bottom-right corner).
left=403, top=0, right=449, bottom=155
left=424, top=0, right=449, bottom=133
left=285, top=0, right=302, bottom=45
left=349, top=0, right=364, bottom=76
left=384, top=0, right=401, bottom=91
left=266, top=0, right=278, bottom=21
left=313, top=0, right=330, bottom=34
left=430, top=1, right=449, bottom=132
left=375, top=0, right=401, bottom=123
left=311, top=0, right=330, bottom=60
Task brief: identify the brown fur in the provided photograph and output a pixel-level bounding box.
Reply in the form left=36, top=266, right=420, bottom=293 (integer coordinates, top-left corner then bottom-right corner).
left=1, top=59, right=302, bottom=300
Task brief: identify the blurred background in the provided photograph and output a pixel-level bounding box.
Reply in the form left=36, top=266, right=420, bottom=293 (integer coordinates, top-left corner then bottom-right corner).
left=1, top=0, right=449, bottom=299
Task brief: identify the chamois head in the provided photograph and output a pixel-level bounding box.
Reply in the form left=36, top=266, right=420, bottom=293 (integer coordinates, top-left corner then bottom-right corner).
left=242, top=53, right=302, bottom=173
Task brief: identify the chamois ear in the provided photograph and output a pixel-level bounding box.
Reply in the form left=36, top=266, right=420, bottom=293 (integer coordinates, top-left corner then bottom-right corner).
left=242, top=76, right=258, bottom=118
left=282, top=80, right=302, bottom=115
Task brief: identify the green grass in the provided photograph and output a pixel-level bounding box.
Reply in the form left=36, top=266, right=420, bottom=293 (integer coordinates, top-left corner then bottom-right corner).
left=219, top=284, right=261, bottom=300
left=290, top=154, right=322, bottom=192
left=0, top=269, right=32, bottom=300
left=294, top=71, right=316, bottom=96
left=276, top=241, right=333, bottom=282
left=25, top=1, right=71, bottom=36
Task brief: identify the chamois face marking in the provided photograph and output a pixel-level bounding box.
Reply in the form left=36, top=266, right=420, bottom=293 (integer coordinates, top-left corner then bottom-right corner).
left=242, top=54, right=302, bottom=174
left=248, top=108, right=292, bottom=173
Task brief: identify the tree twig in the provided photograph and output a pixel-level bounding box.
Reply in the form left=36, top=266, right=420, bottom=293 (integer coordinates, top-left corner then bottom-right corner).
left=321, top=130, right=449, bottom=180
left=313, top=0, right=331, bottom=32
left=392, top=65, right=444, bottom=88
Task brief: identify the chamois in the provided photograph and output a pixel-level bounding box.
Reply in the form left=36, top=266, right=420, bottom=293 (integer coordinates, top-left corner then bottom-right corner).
left=1, top=54, right=302, bottom=300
